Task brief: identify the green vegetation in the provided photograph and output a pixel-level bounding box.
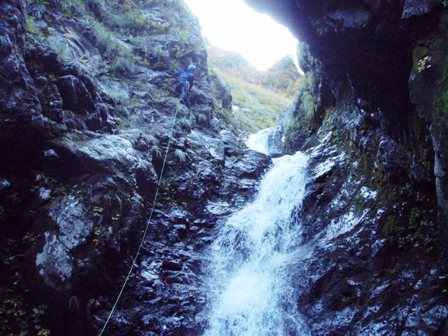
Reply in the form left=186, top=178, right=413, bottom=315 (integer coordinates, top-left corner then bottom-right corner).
left=380, top=185, right=437, bottom=253
left=262, top=55, right=301, bottom=96
left=207, top=43, right=299, bottom=133
left=92, top=21, right=134, bottom=59
left=299, top=74, right=316, bottom=120
left=339, top=112, right=439, bottom=255
left=282, top=72, right=318, bottom=152
left=215, top=67, right=291, bottom=132
left=27, top=0, right=203, bottom=79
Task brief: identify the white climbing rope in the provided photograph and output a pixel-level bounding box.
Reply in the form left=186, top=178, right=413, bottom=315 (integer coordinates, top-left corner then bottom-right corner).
left=98, top=101, right=182, bottom=336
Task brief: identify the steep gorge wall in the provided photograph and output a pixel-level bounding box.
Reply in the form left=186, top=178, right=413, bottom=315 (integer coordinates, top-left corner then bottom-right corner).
left=0, top=1, right=269, bottom=335
left=247, top=0, right=448, bottom=235
left=246, top=0, right=448, bottom=334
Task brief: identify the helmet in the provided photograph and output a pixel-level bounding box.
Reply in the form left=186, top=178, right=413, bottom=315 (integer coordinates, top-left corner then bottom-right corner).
left=187, top=64, right=196, bottom=72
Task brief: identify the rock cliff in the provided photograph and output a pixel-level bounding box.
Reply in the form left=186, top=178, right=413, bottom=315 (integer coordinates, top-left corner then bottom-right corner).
left=246, top=0, right=448, bottom=334
left=0, top=0, right=269, bottom=334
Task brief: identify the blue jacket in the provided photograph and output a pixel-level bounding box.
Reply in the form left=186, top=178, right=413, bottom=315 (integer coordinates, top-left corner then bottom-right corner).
left=176, top=70, right=195, bottom=89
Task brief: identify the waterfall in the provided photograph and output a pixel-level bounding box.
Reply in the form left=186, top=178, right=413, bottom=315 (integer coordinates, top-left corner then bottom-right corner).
left=245, top=126, right=283, bottom=157
left=204, top=132, right=310, bottom=336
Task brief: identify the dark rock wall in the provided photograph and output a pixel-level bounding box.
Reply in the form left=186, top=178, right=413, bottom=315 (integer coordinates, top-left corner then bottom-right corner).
left=0, top=0, right=44, bottom=164
left=247, top=0, right=448, bottom=334
left=0, top=1, right=269, bottom=335
left=247, top=0, right=448, bottom=227
left=409, top=9, right=448, bottom=230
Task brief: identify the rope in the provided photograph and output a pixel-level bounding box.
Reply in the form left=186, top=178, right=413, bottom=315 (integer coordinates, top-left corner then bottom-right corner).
left=98, top=101, right=182, bottom=336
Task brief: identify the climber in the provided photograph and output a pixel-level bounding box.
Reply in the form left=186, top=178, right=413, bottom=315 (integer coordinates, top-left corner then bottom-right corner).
left=176, top=64, right=196, bottom=107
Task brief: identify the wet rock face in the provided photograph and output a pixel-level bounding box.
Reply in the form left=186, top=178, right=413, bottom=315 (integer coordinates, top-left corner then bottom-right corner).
left=408, top=9, right=448, bottom=226
left=56, top=75, right=96, bottom=114
left=283, top=96, right=447, bottom=334
left=101, top=143, right=270, bottom=336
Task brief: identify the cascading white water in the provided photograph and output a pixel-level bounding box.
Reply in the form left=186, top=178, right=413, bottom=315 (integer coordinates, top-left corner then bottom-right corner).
left=245, top=126, right=283, bottom=156
left=204, top=133, right=310, bottom=336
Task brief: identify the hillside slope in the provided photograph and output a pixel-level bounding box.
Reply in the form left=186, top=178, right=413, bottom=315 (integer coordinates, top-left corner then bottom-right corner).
left=206, top=43, right=299, bottom=133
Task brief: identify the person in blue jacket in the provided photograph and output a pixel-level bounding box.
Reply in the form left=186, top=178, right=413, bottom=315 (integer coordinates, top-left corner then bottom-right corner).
left=176, top=64, right=196, bottom=107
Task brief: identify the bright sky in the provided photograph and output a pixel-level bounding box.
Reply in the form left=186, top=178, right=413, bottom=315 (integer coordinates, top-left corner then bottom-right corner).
left=184, top=0, right=298, bottom=71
